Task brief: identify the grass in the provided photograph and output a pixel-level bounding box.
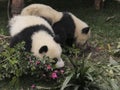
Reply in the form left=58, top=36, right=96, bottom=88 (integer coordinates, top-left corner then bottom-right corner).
left=76, top=1, right=120, bottom=62
left=0, top=1, right=120, bottom=90
left=0, top=1, right=8, bottom=35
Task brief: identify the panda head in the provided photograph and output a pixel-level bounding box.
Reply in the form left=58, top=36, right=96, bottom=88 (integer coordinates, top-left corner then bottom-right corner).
left=30, top=28, right=64, bottom=68
left=75, top=26, right=90, bottom=48
left=39, top=45, right=64, bottom=68
left=70, top=13, right=91, bottom=47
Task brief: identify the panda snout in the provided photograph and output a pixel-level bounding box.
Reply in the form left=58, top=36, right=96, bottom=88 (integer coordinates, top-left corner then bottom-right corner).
left=76, top=41, right=88, bottom=48
left=75, top=43, right=83, bottom=48
left=55, top=58, right=64, bottom=68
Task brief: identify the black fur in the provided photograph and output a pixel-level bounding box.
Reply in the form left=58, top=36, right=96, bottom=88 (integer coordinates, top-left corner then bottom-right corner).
left=52, top=12, right=75, bottom=46
left=10, top=25, right=54, bottom=51
left=41, top=16, right=52, bottom=26
left=39, top=45, right=48, bottom=53
left=82, top=27, right=90, bottom=34
left=54, top=35, right=61, bottom=44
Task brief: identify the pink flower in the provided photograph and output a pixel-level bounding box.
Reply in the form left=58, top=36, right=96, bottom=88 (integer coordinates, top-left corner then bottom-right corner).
left=36, top=61, right=40, bottom=65
left=31, top=84, right=35, bottom=88
left=60, top=70, right=64, bottom=74
left=47, top=65, right=51, bottom=70
left=51, top=72, right=58, bottom=79
left=43, top=74, right=46, bottom=77
left=29, top=60, right=33, bottom=63
left=54, top=70, right=58, bottom=73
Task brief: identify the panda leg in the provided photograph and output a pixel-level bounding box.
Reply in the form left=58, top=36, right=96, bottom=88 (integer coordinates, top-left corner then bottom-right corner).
left=24, top=40, right=32, bottom=52
left=66, top=38, right=74, bottom=47
left=10, top=35, right=22, bottom=47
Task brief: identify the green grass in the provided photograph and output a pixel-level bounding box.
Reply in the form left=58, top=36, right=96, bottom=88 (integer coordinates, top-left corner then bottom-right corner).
left=78, top=3, right=120, bottom=43
left=0, top=1, right=8, bottom=35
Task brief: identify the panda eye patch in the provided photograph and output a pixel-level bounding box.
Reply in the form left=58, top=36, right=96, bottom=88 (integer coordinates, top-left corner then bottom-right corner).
left=82, top=27, right=90, bottom=34
left=39, top=45, right=48, bottom=54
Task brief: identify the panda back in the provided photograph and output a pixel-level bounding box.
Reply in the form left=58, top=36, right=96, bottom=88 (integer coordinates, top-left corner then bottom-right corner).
left=9, top=15, right=53, bottom=37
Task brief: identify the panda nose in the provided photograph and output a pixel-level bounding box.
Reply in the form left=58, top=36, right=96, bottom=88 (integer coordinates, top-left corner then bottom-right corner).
left=76, top=41, right=88, bottom=48
left=52, top=58, right=58, bottom=64
left=75, top=43, right=83, bottom=48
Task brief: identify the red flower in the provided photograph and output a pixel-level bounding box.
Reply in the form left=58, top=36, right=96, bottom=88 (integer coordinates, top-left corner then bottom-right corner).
left=60, top=70, right=64, bottom=74
left=47, top=65, right=51, bottom=70
left=36, top=61, right=40, bottom=65
left=31, top=84, right=35, bottom=89
left=29, top=60, right=33, bottom=63
left=51, top=72, right=58, bottom=79
left=54, top=70, right=58, bottom=73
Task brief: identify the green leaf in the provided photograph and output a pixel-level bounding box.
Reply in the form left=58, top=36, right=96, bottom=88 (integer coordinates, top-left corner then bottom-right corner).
left=86, top=73, right=93, bottom=81
left=74, top=85, right=80, bottom=90
left=117, top=42, right=120, bottom=49
left=60, top=73, right=74, bottom=90
left=2, top=64, right=7, bottom=68
left=109, top=56, right=118, bottom=65
left=110, top=79, right=119, bottom=90
left=9, top=59, right=18, bottom=65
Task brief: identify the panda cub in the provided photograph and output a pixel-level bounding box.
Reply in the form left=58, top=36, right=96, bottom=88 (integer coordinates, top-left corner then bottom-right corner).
left=9, top=15, right=64, bottom=68
left=21, top=4, right=90, bottom=47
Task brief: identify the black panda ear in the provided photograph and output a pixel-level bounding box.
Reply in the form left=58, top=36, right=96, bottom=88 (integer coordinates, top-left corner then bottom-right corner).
left=82, top=27, right=90, bottom=34
left=39, top=45, right=48, bottom=54
left=54, top=35, right=61, bottom=44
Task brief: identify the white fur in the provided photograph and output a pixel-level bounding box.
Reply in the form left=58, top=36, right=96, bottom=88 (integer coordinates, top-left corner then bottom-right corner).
left=21, top=4, right=63, bottom=24
left=9, top=15, right=64, bottom=68
left=70, top=13, right=91, bottom=46
left=55, top=58, right=65, bottom=68
left=9, top=15, right=53, bottom=36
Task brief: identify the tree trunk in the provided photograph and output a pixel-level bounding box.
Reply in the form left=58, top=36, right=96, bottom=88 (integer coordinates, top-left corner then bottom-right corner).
left=94, top=0, right=104, bottom=10
left=10, top=0, right=24, bottom=17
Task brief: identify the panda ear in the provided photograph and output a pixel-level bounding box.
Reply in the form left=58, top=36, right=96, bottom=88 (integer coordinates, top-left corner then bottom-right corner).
left=39, top=45, right=48, bottom=54
left=82, top=27, right=90, bottom=34
left=54, top=35, right=61, bottom=44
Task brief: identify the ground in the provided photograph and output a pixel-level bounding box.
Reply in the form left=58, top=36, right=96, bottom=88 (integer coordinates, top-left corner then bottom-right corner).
left=0, top=0, right=120, bottom=90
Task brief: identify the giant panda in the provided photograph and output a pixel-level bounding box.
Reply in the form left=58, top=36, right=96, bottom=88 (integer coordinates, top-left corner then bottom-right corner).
left=9, top=15, right=64, bottom=68
left=21, top=4, right=91, bottom=47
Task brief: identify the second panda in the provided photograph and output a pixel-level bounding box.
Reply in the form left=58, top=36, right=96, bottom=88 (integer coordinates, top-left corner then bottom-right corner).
left=21, top=4, right=91, bottom=47
left=9, top=15, right=64, bottom=68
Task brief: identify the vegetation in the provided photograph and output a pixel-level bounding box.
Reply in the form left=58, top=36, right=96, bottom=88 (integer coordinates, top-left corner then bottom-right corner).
left=0, top=41, right=66, bottom=89
left=0, top=0, right=120, bottom=90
